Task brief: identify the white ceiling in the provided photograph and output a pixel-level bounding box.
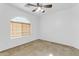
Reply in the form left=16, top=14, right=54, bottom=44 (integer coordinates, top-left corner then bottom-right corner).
left=9, top=3, right=77, bottom=16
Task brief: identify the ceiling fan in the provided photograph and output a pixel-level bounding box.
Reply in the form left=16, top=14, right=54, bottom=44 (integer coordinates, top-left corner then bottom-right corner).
left=25, top=3, right=52, bottom=13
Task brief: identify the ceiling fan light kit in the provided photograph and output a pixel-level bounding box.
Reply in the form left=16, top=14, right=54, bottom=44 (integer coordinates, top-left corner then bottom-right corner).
left=25, top=3, right=52, bottom=13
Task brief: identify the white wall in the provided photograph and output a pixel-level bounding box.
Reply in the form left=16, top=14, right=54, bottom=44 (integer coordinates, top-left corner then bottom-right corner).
left=40, top=4, right=79, bottom=49
left=1, top=3, right=79, bottom=51
left=0, top=4, right=39, bottom=51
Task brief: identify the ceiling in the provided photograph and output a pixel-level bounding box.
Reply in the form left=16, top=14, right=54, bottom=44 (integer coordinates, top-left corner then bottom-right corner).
left=9, top=3, right=77, bottom=16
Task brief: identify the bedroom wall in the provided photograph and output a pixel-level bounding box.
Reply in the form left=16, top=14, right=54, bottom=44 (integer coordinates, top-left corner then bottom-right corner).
left=0, top=3, right=40, bottom=51
left=40, top=4, right=79, bottom=49
left=1, top=3, right=79, bottom=51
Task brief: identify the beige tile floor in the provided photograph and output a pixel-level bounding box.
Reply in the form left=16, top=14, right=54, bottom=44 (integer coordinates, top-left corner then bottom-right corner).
left=0, top=39, right=79, bottom=56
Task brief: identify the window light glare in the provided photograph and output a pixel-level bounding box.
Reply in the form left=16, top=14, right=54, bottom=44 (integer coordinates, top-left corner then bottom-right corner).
left=11, top=17, right=30, bottom=23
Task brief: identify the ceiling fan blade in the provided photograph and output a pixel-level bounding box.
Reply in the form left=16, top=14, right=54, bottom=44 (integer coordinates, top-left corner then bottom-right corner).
left=44, top=4, right=52, bottom=8
left=32, top=9, right=36, bottom=12
left=25, top=3, right=37, bottom=7
left=32, top=8, right=38, bottom=12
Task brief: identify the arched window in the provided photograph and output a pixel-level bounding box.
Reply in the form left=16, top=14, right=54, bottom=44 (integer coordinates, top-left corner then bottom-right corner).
left=10, top=17, right=31, bottom=39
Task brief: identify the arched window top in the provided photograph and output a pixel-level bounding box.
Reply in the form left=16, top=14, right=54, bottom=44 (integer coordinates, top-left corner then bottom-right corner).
left=11, top=17, right=30, bottom=23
